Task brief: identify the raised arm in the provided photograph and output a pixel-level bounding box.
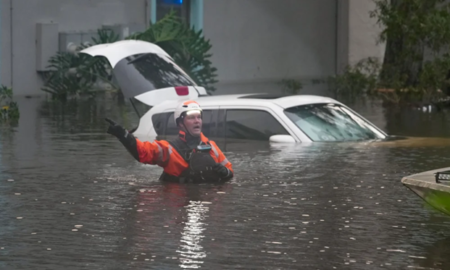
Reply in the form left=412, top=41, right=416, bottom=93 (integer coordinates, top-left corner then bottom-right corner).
left=105, top=118, right=169, bottom=166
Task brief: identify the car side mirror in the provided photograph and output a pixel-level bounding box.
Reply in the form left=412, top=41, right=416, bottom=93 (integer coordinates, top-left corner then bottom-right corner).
left=269, top=135, right=296, bottom=143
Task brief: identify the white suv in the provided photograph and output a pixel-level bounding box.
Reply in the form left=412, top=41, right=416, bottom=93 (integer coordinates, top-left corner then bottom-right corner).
left=133, top=93, right=387, bottom=143
left=81, top=40, right=387, bottom=143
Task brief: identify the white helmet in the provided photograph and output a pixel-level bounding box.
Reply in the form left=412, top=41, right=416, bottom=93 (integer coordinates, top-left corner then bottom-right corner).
left=174, top=100, right=203, bottom=125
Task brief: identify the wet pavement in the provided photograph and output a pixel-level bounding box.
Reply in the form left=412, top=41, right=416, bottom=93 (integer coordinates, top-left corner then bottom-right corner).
left=2, top=96, right=450, bottom=269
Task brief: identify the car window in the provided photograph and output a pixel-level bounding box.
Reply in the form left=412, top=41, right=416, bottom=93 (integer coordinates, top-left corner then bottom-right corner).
left=114, top=53, right=196, bottom=98
left=164, top=112, right=177, bottom=135
left=164, top=110, right=215, bottom=137
left=207, top=110, right=220, bottom=137
left=151, top=113, right=167, bottom=135
left=284, top=103, right=385, bottom=141
left=224, top=109, right=289, bottom=140
left=201, top=110, right=214, bottom=137
left=217, top=109, right=226, bottom=135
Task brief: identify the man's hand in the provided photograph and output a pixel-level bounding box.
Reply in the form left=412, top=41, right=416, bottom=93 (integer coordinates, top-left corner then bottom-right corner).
left=105, top=118, right=128, bottom=139
left=213, top=163, right=231, bottom=178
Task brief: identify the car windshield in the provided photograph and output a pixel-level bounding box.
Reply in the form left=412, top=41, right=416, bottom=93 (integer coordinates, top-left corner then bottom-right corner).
left=284, top=103, right=385, bottom=142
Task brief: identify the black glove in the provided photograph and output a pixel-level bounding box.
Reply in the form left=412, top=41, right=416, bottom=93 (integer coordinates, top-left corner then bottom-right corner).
left=213, top=163, right=232, bottom=179
left=105, top=117, right=139, bottom=161
left=105, top=118, right=128, bottom=139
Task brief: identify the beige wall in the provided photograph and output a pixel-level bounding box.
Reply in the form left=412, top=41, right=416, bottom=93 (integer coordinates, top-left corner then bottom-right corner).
left=1, top=0, right=150, bottom=96
left=337, top=0, right=385, bottom=73
left=203, top=0, right=338, bottom=95
left=349, top=0, right=385, bottom=65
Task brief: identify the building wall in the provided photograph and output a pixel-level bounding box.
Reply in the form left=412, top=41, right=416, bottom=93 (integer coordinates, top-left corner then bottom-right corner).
left=1, top=0, right=150, bottom=96
left=203, top=0, right=338, bottom=95
left=348, top=0, right=385, bottom=65
left=0, top=0, right=387, bottom=97
left=0, top=0, right=11, bottom=88
left=337, top=0, right=385, bottom=73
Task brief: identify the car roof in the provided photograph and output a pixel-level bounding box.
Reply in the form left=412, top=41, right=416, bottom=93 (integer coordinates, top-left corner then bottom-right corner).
left=152, top=93, right=342, bottom=111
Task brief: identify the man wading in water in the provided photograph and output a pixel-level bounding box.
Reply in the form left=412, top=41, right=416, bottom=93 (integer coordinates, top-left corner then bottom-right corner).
left=105, top=100, right=234, bottom=183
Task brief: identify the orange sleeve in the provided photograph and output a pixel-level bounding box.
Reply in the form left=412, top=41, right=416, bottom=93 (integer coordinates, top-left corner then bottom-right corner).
left=135, top=139, right=170, bottom=166
left=210, top=141, right=234, bottom=173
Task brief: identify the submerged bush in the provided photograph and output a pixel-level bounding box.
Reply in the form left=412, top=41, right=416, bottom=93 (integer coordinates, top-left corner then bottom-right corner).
left=40, top=29, right=119, bottom=101
left=279, top=79, right=303, bottom=95
left=0, top=85, right=20, bottom=122
left=326, top=57, right=382, bottom=103
left=326, top=56, right=448, bottom=106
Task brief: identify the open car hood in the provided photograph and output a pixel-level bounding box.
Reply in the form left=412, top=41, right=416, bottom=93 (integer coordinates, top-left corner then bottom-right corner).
left=80, top=40, right=207, bottom=106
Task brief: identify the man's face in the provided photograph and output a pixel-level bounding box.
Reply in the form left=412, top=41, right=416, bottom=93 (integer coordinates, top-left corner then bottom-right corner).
left=182, top=111, right=202, bottom=136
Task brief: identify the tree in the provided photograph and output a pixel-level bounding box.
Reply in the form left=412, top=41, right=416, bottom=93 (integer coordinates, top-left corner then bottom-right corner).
left=371, top=0, right=450, bottom=95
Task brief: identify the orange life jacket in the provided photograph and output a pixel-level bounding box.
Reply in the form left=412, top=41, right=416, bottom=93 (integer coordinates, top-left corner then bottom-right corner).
left=134, top=131, right=233, bottom=182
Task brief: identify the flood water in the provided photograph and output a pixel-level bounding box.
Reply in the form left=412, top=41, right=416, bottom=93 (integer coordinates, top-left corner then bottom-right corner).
left=2, top=95, right=450, bottom=269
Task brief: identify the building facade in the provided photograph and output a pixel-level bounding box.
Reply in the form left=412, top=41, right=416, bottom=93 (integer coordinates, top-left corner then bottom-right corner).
left=0, top=0, right=384, bottom=96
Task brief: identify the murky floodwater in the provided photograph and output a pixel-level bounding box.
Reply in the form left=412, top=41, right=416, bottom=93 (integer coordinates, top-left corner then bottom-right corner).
left=2, top=95, right=450, bottom=269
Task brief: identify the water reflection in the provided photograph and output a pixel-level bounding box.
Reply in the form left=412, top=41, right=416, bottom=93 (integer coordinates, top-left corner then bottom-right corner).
left=112, top=180, right=232, bottom=269
left=178, top=200, right=208, bottom=268
left=383, top=106, right=450, bottom=138
left=413, top=237, right=450, bottom=270
left=172, top=183, right=232, bottom=269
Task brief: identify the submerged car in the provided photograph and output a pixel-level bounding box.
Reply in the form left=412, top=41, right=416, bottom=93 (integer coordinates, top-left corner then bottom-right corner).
left=132, top=93, right=388, bottom=143
left=81, top=40, right=388, bottom=143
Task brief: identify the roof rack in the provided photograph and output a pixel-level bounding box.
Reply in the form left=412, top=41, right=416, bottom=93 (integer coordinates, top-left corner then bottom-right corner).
left=238, top=93, right=293, bottom=99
